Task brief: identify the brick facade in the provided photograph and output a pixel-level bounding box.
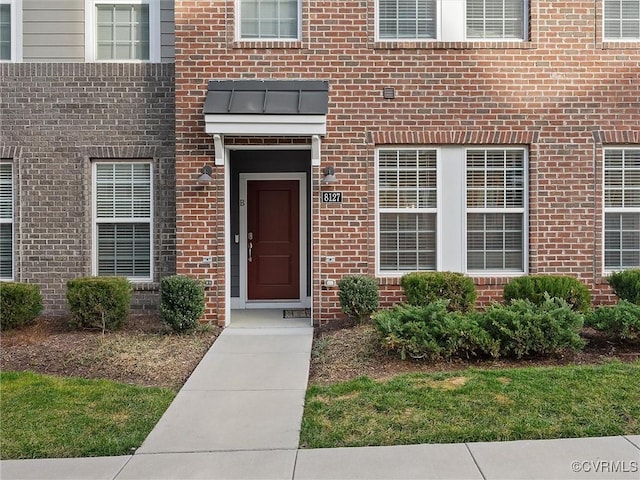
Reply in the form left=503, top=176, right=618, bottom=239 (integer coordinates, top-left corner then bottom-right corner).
left=174, top=1, right=639, bottom=325
left=0, top=63, right=176, bottom=315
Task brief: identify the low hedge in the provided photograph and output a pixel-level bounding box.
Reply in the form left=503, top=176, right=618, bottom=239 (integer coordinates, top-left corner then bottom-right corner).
left=374, top=302, right=498, bottom=360
left=374, top=296, right=585, bottom=361
left=479, top=297, right=585, bottom=358
left=0, top=282, right=43, bottom=330
left=503, top=275, right=591, bottom=312
left=159, top=275, right=205, bottom=333
left=400, top=271, right=476, bottom=313
left=586, top=301, right=640, bottom=342
left=66, top=277, right=132, bottom=332
left=606, top=269, right=640, bottom=304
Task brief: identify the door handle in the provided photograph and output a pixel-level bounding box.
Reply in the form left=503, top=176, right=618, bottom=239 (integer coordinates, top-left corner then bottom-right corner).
left=248, top=242, right=253, bottom=263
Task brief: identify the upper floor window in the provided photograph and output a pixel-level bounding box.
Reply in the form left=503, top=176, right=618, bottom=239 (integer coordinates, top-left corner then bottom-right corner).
left=466, top=0, right=525, bottom=40
left=93, top=162, right=153, bottom=281
left=604, top=148, right=640, bottom=271
left=0, top=162, right=13, bottom=280
left=604, top=0, right=640, bottom=40
left=239, top=0, right=300, bottom=40
left=86, top=1, right=160, bottom=62
left=0, top=0, right=20, bottom=62
left=377, top=0, right=528, bottom=41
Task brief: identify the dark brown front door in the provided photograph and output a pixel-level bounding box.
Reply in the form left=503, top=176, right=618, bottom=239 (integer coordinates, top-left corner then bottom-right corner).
left=247, top=180, right=300, bottom=300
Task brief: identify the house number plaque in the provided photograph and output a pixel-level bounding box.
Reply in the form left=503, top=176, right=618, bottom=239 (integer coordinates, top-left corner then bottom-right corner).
left=321, top=192, right=343, bottom=203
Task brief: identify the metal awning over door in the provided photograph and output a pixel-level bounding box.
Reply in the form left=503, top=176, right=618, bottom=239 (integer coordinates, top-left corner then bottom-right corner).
left=204, top=80, right=329, bottom=137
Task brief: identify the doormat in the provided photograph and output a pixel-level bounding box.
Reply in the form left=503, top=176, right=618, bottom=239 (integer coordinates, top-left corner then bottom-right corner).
left=283, top=309, right=311, bottom=318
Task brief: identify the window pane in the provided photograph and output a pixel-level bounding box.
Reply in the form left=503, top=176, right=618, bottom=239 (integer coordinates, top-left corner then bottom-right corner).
left=467, top=213, right=524, bottom=271
left=0, top=4, right=10, bottom=61
left=96, top=4, right=150, bottom=60
left=604, top=149, right=640, bottom=208
left=604, top=0, right=640, bottom=38
left=466, top=0, right=525, bottom=39
left=379, top=213, right=436, bottom=271
left=466, top=149, right=525, bottom=209
left=0, top=163, right=12, bottom=279
left=97, top=223, right=151, bottom=277
left=605, top=212, right=640, bottom=269
left=240, top=0, right=299, bottom=39
left=378, top=0, right=436, bottom=39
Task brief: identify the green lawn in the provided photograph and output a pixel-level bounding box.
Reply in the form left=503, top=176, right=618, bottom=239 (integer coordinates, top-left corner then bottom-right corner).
left=300, top=361, right=640, bottom=448
left=0, top=371, right=175, bottom=459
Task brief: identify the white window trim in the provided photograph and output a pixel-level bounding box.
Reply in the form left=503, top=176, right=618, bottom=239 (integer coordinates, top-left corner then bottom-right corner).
left=0, top=161, right=14, bottom=281
left=602, top=0, right=640, bottom=42
left=92, top=161, right=154, bottom=282
left=375, top=146, right=528, bottom=277
left=602, top=147, right=640, bottom=273
left=85, top=0, right=160, bottom=62
left=235, top=0, right=302, bottom=42
left=464, top=147, right=528, bottom=276
left=0, top=0, right=22, bottom=62
left=375, top=0, right=528, bottom=42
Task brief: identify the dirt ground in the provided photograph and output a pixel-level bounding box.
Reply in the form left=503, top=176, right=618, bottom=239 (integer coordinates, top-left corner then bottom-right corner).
left=0, top=315, right=220, bottom=390
left=1, top=315, right=638, bottom=389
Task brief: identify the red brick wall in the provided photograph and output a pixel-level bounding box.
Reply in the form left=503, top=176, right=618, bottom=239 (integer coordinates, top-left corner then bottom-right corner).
left=174, top=1, right=639, bottom=324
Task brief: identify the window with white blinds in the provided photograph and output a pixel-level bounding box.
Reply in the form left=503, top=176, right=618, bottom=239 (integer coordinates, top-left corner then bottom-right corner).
left=378, top=0, right=437, bottom=40
left=0, top=2, right=10, bottom=61
left=466, top=149, right=525, bottom=271
left=377, top=0, right=527, bottom=41
left=604, top=0, right=640, bottom=39
left=604, top=148, right=640, bottom=270
left=94, top=162, right=152, bottom=280
left=467, top=0, right=525, bottom=39
left=0, top=162, right=13, bottom=280
left=239, top=0, right=299, bottom=40
left=378, top=149, right=437, bottom=271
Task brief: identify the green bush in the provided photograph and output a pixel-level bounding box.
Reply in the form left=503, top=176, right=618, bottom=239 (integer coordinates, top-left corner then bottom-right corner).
left=0, top=282, right=43, bottom=330
left=337, top=275, right=379, bottom=323
left=503, top=275, right=591, bottom=312
left=586, top=301, right=640, bottom=341
left=606, top=269, right=640, bottom=304
left=400, top=271, right=476, bottom=313
left=479, top=296, right=585, bottom=358
left=66, top=277, right=132, bottom=332
left=159, top=275, right=205, bottom=333
left=373, top=302, right=498, bottom=360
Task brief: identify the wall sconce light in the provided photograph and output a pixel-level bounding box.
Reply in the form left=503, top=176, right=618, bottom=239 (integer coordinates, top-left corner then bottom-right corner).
left=198, top=165, right=213, bottom=183
left=323, top=166, right=337, bottom=184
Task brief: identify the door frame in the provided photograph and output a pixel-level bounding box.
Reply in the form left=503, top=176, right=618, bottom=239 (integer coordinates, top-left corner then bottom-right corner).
left=238, top=172, right=309, bottom=309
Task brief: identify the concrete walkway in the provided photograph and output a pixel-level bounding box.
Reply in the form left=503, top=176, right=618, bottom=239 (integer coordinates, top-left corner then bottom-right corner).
left=2, top=312, right=639, bottom=479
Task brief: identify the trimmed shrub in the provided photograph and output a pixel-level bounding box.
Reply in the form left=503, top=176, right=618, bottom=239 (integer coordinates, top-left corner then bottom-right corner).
left=373, top=302, right=498, bottom=360
left=479, top=296, right=585, bottom=358
left=586, top=301, right=640, bottom=341
left=503, top=275, right=591, bottom=312
left=0, top=282, right=43, bottom=330
left=400, top=271, right=476, bottom=313
left=66, top=277, right=132, bottom=332
left=337, top=275, right=379, bottom=323
left=606, top=269, right=640, bottom=304
left=159, top=275, right=205, bottom=333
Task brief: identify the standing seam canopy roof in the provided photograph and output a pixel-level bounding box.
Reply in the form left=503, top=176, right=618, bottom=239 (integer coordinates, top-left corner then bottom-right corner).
left=204, top=80, right=329, bottom=115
